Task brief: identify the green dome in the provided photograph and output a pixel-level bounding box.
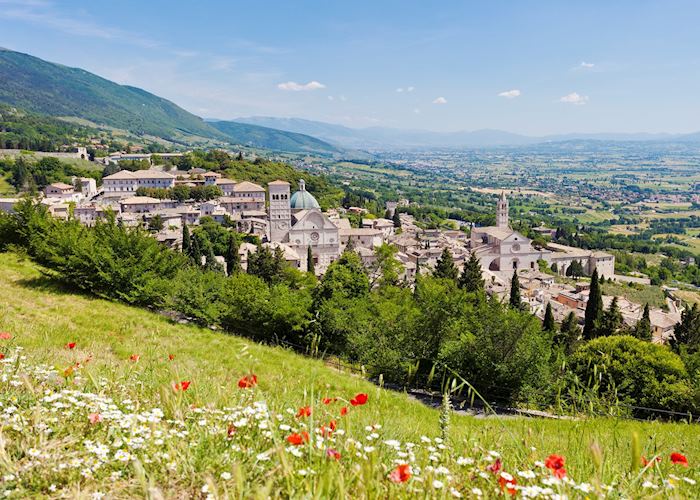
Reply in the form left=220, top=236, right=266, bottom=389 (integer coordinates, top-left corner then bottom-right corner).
left=290, top=179, right=320, bottom=210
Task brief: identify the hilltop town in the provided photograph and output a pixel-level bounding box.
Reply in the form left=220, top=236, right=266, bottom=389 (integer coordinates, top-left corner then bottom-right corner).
left=0, top=151, right=681, bottom=344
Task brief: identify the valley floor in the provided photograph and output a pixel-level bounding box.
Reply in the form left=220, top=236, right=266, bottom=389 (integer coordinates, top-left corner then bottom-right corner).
left=0, top=252, right=698, bottom=497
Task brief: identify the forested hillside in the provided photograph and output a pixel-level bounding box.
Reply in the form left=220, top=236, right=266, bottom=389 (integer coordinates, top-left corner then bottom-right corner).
left=0, top=49, right=344, bottom=154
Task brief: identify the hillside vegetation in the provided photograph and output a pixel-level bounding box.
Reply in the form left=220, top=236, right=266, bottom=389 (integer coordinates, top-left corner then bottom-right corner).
left=0, top=252, right=698, bottom=497
left=0, top=49, right=343, bottom=154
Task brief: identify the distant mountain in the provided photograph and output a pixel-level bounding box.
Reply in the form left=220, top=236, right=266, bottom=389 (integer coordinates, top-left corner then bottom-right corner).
left=0, top=48, right=342, bottom=154
left=236, top=116, right=700, bottom=149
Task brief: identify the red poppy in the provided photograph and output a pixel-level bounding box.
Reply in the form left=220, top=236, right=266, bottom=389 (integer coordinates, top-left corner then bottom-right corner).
left=498, top=475, right=518, bottom=495
left=389, top=463, right=412, bottom=483
left=322, top=397, right=337, bottom=405
left=329, top=419, right=337, bottom=431
left=0, top=353, right=4, bottom=360
left=641, top=455, right=661, bottom=467
left=168, top=354, right=175, bottom=361
left=65, top=342, right=76, bottom=350
left=350, top=393, right=368, bottom=406
left=227, top=424, right=236, bottom=437
left=173, top=381, right=191, bottom=392
left=88, top=413, right=103, bottom=424
left=545, top=454, right=566, bottom=478
left=296, top=406, right=312, bottom=418
left=238, top=374, right=258, bottom=389
left=487, top=458, right=502, bottom=474
left=286, top=431, right=310, bottom=446
left=671, top=452, right=689, bottom=467
left=326, top=448, right=341, bottom=461
left=0, top=332, right=11, bottom=340
left=129, top=354, right=140, bottom=362
left=340, top=406, right=348, bottom=416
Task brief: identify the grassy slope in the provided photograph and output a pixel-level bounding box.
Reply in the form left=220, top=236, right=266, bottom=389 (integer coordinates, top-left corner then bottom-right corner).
left=210, top=121, right=341, bottom=155
left=0, top=253, right=698, bottom=495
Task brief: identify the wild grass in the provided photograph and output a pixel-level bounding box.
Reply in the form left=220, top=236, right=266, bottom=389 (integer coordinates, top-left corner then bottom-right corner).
left=0, top=252, right=698, bottom=497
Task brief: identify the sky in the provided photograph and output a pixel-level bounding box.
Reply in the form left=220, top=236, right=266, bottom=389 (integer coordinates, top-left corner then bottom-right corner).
left=1, top=0, right=699, bottom=135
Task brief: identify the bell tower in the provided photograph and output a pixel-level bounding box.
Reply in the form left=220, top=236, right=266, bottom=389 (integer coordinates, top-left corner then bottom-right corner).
left=268, top=180, right=291, bottom=242
left=496, top=191, right=509, bottom=228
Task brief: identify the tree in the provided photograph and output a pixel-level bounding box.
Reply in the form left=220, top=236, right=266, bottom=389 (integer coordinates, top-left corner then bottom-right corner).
left=182, top=223, right=191, bottom=254
left=583, top=269, right=603, bottom=339
left=566, top=260, right=585, bottom=279
left=509, top=270, right=521, bottom=309
left=557, top=311, right=581, bottom=353
left=569, top=335, right=694, bottom=414
left=392, top=210, right=402, bottom=228
left=147, top=214, right=164, bottom=232
left=225, top=236, right=241, bottom=275
left=458, top=251, right=484, bottom=293
left=248, top=244, right=285, bottom=284
left=543, top=302, right=555, bottom=332
left=190, top=236, right=202, bottom=266
left=599, top=296, right=623, bottom=336
left=670, top=303, right=700, bottom=354
left=550, top=262, right=558, bottom=274
left=307, top=246, right=315, bottom=274
left=370, top=243, right=402, bottom=288
left=633, top=303, right=652, bottom=341
left=204, top=244, right=223, bottom=273
left=434, top=248, right=458, bottom=281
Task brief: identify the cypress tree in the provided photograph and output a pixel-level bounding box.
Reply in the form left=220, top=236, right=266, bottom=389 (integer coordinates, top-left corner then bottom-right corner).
left=307, top=246, right=315, bottom=274
left=458, top=251, right=484, bottom=293
left=392, top=210, right=402, bottom=228
left=190, top=237, right=202, bottom=266
left=225, top=236, right=241, bottom=275
left=600, top=296, right=623, bottom=336
left=583, top=269, right=603, bottom=339
left=509, top=270, right=521, bottom=309
left=434, top=248, right=458, bottom=281
left=543, top=302, right=556, bottom=332
left=633, top=303, right=652, bottom=341
left=558, top=311, right=582, bottom=353
left=181, top=223, right=191, bottom=255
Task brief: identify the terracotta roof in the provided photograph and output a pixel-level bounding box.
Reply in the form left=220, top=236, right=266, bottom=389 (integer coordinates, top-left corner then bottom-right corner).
left=232, top=181, right=265, bottom=192
left=119, top=196, right=161, bottom=204
left=268, top=179, right=291, bottom=185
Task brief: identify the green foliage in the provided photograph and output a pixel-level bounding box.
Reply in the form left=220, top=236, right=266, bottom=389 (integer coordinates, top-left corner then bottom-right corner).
left=633, top=303, right=652, bottom=341
left=458, top=251, right=484, bottom=294
left=671, top=303, right=700, bottom=354
left=509, top=271, right=522, bottom=309
left=306, top=246, right=315, bottom=274
left=247, top=244, right=286, bottom=284
left=599, top=296, right=624, bottom=336
left=565, top=259, right=585, bottom=278
left=543, top=302, right=556, bottom=332
left=433, top=248, right=458, bottom=281
left=556, top=312, right=582, bottom=354
left=569, top=335, right=696, bottom=414
left=584, top=269, right=604, bottom=339
left=2, top=155, right=100, bottom=190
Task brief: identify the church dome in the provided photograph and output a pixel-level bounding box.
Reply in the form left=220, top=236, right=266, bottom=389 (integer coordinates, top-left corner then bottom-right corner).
left=290, top=179, right=320, bottom=210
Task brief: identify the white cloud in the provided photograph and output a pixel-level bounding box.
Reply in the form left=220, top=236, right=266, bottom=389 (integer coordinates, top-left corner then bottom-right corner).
left=413, top=108, right=421, bottom=114
left=277, top=80, right=326, bottom=91
left=397, top=86, right=415, bottom=93
left=407, top=86, right=415, bottom=92
left=559, top=92, right=589, bottom=105
left=396, top=87, right=404, bottom=93
left=498, top=89, right=521, bottom=99
left=327, top=95, right=335, bottom=101
left=580, top=61, right=595, bottom=68
left=432, top=96, right=448, bottom=104
left=339, top=95, right=347, bottom=102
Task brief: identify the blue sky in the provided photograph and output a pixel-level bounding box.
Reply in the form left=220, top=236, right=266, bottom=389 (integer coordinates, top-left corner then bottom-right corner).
left=1, top=0, right=699, bottom=135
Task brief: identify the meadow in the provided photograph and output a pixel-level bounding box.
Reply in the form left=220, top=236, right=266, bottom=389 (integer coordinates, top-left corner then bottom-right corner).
left=0, top=252, right=698, bottom=498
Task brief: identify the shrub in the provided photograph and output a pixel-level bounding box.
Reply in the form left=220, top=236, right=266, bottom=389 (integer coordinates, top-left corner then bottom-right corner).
left=569, top=335, right=695, bottom=414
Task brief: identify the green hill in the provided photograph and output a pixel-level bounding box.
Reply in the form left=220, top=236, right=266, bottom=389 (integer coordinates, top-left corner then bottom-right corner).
left=210, top=119, right=342, bottom=154
left=0, top=49, right=342, bottom=154
left=0, top=252, right=697, bottom=497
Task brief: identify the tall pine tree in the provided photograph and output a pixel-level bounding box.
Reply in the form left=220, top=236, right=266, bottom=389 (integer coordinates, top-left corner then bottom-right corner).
left=225, top=236, right=241, bottom=276
left=583, top=269, right=604, bottom=339
left=458, top=251, right=484, bottom=293
left=307, top=246, right=315, bottom=274
left=543, top=302, right=556, bottom=332
left=509, top=270, right=522, bottom=309
left=633, top=303, right=652, bottom=341
left=599, top=296, right=623, bottom=336
left=181, top=223, right=191, bottom=255
left=434, top=248, right=458, bottom=281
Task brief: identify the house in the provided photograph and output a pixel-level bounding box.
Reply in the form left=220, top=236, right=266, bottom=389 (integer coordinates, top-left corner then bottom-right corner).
left=119, top=196, right=161, bottom=214
left=203, top=172, right=222, bottom=186
left=215, top=178, right=237, bottom=196
left=103, top=169, right=176, bottom=196
left=0, top=198, right=19, bottom=213
left=45, top=182, right=75, bottom=199
left=339, top=228, right=384, bottom=249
